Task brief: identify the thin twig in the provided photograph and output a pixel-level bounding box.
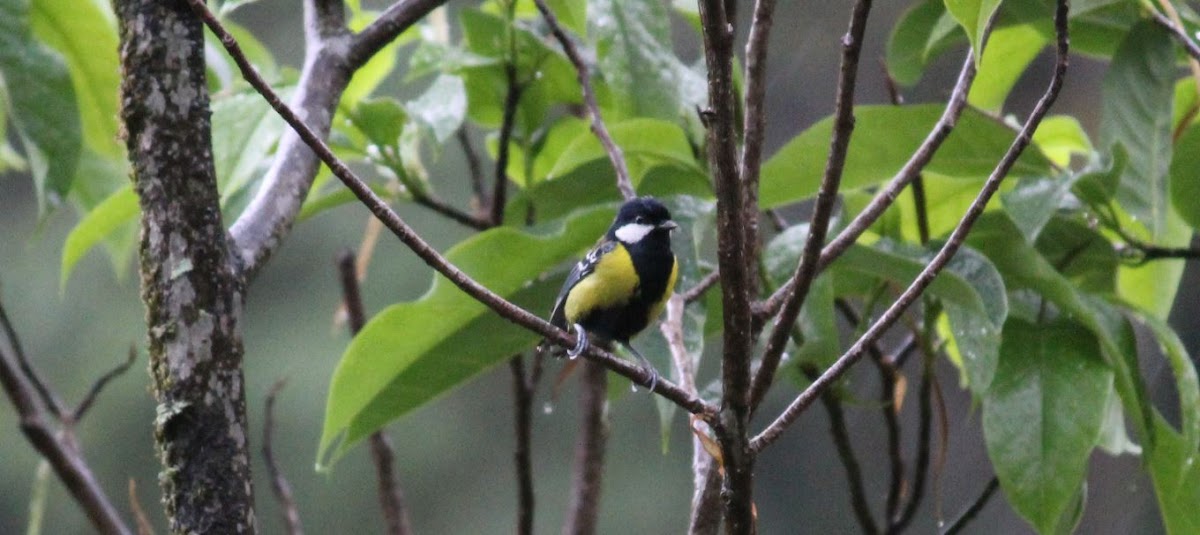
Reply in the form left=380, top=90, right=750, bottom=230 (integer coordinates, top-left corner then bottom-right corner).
left=756, top=43, right=981, bottom=320
left=751, top=0, right=1070, bottom=453
left=128, top=479, right=154, bottom=535
left=190, top=0, right=717, bottom=418
left=338, top=251, right=413, bottom=535
left=562, top=360, right=608, bottom=535
left=410, top=190, right=492, bottom=230
left=941, top=477, right=999, bottom=535
left=346, top=0, right=447, bottom=70
left=891, top=359, right=933, bottom=532
left=750, top=0, right=874, bottom=411
left=263, top=379, right=304, bottom=535
left=739, top=0, right=779, bottom=298
left=834, top=300, right=905, bottom=530
left=806, top=366, right=878, bottom=535
left=681, top=271, right=721, bottom=304
left=533, top=0, right=634, bottom=200
left=72, top=346, right=137, bottom=422
left=0, top=301, right=130, bottom=535
left=491, top=8, right=523, bottom=226
left=509, top=356, right=536, bottom=535
left=0, top=304, right=66, bottom=419
left=1113, top=222, right=1200, bottom=263
left=457, top=128, right=488, bottom=214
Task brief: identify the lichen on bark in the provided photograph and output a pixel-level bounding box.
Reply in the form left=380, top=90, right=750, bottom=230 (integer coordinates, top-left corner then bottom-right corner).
left=116, top=0, right=256, bottom=532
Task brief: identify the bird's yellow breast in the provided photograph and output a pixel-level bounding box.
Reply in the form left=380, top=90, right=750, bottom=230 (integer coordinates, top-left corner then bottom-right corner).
left=564, top=244, right=639, bottom=323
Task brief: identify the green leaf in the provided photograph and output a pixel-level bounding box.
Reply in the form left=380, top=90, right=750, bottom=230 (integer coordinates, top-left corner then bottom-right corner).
left=1148, top=415, right=1200, bottom=535
left=759, top=105, right=1054, bottom=209
left=1173, top=78, right=1197, bottom=135
left=211, top=89, right=289, bottom=204
left=1171, top=126, right=1200, bottom=230
left=545, top=0, right=586, bottom=36
left=966, top=213, right=1154, bottom=447
left=59, top=185, right=138, bottom=291
left=968, top=22, right=1048, bottom=112
left=0, top=0, right=81, bottom=212
left=983, top=319, right=1111, bottom=535
left=318, top=206, right=615, bottom=467
left=1001, top=174, right=1069, bottom=243
left=544, top=118, right=704, bottom=181
left=1070, top=145, right=1126, bottom=208
left=29, top=0, right=121, bottom=160
left=1129, top=312, right=1200, bottom=456
left=1115, top=207, right=1191, bottom=320
left=1100, top=21, right=1175, bottom=239
left=944, top=0, right=1003, bottom=64
left=1031, top=115, right=1093, bottom=168
left=887, top=0, right=948, bottom=86
left=405, top=74, right=466, bottom=145
left=589, top=0, right=685, bottom=120
left=1033, top=217, right=1117, bottom=294
left=347, top=97, right=407, bottom=148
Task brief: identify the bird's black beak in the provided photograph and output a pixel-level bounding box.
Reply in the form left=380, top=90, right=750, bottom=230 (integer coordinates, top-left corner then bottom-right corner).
left=659, top=220, right=679, bottom=232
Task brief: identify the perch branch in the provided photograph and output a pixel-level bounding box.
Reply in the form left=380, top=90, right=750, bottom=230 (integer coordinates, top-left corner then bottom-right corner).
left=751, top=0, right=1070, bottom=453
left=941, top=476, right=999, bottom=535
left=191, top=0, right=716, bottom=418
left=347, top=0, right=447, bottom=70
left=562, top=360, right=609, bottom=535
left=739, top=0, right=779, bottom=292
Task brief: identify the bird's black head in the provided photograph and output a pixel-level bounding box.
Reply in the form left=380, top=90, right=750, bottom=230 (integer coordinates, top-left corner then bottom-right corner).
left=608, top=197, right=677, bottom=246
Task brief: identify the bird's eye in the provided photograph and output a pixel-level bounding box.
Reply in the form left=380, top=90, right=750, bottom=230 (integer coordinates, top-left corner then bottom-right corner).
left=634, top=216, right=646, bottom=224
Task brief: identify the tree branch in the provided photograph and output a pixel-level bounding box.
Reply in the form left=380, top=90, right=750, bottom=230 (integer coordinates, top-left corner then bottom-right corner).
left=118, top=0, right=255, bottom=530
left=806, top=366, right=878, bottom=535
left=941, top=476, right=999, bottom=535
left=263, top=379, right=304, bottom=535
left=681, top=271, right=721, bottom=304
left=509, top=356, right=537, bottom=535
left=491, top=62, right=522, bottom=225
left=72, top=346, right=137, bottom=422
left=738, top=0, right=779, bottom=295
left=0, top=301, right=131, bottom=535
left=533, top=0, right=635, bottom=200
left=562, top=360, right=609, bottom=535
left=0, top=303, right=66, bottom=418
left=756, top=44, right=980, bottom=320
left=698, top=0, right=759, bottom=530
left=190, top=0, right=717, bottom=418
left=347, top=0, right=446, bottom=71
left=337, top=251, right=413, bottom=535
left=751, top=0, right=1070, bottom=453
left=749, top=0, right=874, bottom=411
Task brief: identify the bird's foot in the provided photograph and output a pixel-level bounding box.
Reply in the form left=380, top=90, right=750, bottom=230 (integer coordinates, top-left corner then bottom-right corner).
left=567, top=324, right=588, bottom=359
left=622, top=343, right=659, bottom=394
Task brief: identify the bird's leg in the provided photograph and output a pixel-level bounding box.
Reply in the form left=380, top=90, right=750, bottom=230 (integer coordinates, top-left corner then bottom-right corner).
left=567, top=323, right=589, bottom=359
left=621, top=343, right=659, bottom=393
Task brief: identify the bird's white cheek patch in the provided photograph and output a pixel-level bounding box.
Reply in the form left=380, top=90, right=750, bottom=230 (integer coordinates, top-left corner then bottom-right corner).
left=615, top=223, right=654, bottom=243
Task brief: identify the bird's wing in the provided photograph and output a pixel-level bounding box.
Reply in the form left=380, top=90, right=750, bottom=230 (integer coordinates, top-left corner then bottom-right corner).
left=550, top=240, right=618, bottom=328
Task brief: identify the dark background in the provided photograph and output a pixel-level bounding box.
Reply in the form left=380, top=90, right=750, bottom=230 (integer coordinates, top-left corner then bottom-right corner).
left=1, top=1, right=1195, bottom=533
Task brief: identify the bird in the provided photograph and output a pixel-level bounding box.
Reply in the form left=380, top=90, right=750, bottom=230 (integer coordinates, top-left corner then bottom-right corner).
left=549, top=196, right=679, bottom=393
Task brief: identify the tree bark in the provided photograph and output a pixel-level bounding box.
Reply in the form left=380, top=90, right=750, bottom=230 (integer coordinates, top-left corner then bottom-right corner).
left=116, top=0, right=256, bottom=532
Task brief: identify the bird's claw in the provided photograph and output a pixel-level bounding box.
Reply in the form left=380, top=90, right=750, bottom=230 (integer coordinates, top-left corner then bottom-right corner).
left=567, top=324, right=588, bottom=359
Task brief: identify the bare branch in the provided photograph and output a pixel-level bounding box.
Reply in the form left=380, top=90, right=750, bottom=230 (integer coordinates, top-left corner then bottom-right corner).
left=891, top=359, right=933, bottom=532
left=128, top=479, right=154, bottom=535
left=309, top=0, right=346, bottom=39
left=263, top=379, right=304, bottom=535
left=509, top=356, right=536, bottom=535
left=337, top=251, right=413, bottom=535
left=492, top=69, right=522, bottom=225
left=0, top=303, right=66, bottom=418
left=0, top=300, right=130, bottom=535
left=750, top=0, right=874, bottom=411
left=681, top=271, right=721, bottom=304
left=562, top=361, right=609, bottom=535
left=191, top=0, right=717, bottom=418
left=410, top=190, right=493, bottom=230
left=941, top=477, right=999, bottom=535
left=347, top=0, right=447, bottom=70
left=756, top=45, right=979, bottom=320
left=533, top=0, right=635, bottom=200
left=751, top=0, right=1071, bottom=453
left=72, top=346, right=137, bottom=422
left=739, top=0, right=779, bottom=293
left=457, top=128, right=488, bottom=212
left=806, top=366, right=878, bottom=535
